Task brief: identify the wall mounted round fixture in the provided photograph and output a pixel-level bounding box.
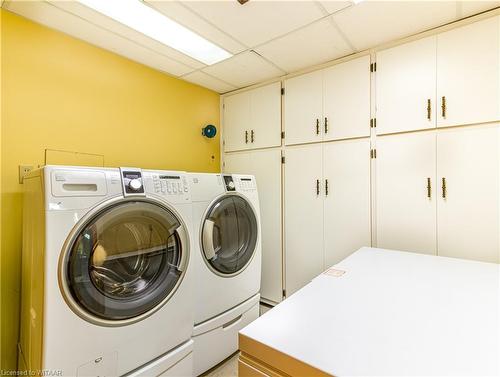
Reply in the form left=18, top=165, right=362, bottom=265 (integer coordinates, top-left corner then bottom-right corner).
left=202, top=124, right=217, bottom=138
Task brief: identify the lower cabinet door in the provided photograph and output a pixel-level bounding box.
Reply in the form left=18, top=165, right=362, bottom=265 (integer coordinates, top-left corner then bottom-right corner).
left=284, top=144, right=324, bottom=295
left=223, top=149, right=283, bottom=303
left=437, top=125, right=500, bottom=263
left=323, top=139, right=371, bottom=267
left=376, top=132, right=437, bottom=254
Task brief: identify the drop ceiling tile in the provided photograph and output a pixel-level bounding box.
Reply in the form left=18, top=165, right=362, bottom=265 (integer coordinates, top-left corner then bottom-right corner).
left=181, top=1, right=325, bottom=47
left=3, top=0, right=193, bottom=76
left=203, top=51, right=285, bottom=88
left=146, top=0, right=246, bottom=55
left=255, top=17, right=353, bottom=73
left=49, top=1, right=205, bottom=69
left=182, top=71, right=236, bottom=93
left=459, top=1, right=500, bottom=18
left=333, top=1, right=459, bottom=51
left=318, top=1, right=353, bottom=14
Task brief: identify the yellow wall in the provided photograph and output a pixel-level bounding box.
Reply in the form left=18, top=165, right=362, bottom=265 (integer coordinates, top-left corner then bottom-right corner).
left=1, top=9, right=220, bottom=370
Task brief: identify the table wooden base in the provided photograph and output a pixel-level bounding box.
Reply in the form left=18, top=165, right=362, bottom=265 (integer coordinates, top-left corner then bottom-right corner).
left=238, top=334, right=331, bottom=377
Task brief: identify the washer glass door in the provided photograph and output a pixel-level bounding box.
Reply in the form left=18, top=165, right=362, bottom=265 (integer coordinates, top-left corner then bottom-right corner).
left=63, top=199, right=187, bottom=323
left=202, top=195, right=258, bottom=275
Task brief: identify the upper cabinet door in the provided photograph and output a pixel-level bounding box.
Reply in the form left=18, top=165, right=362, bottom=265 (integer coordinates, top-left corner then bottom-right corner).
left=437, top=16, right=500, bottom=128
left=437, top=125, right=500, bottom=263
left=376, top=132, right=437, bottom=255
left=323, top=139, right=371, bottom=267
left=284, top=70, right=323, bottom=145
left=284, top=144, right=323, bottom=296
left=249, top=82, right=282, bottom=150
left=376, top=36, right=437, bottom=135
left=323, top=55, right=371, bottom=141
left=224, top=91, right=251, bottom=152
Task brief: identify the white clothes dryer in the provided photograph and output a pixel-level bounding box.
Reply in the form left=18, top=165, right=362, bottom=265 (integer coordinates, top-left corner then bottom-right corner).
left=189, top=173, right=261, bottom=375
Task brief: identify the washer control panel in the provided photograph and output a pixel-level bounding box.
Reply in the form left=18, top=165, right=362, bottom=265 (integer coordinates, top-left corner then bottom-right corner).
left=120, top=168, right=145, bottom=196
left=152, top=173, right=189, bottom=197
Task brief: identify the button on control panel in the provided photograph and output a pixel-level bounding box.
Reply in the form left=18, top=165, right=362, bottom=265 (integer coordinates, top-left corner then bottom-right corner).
left=152, top=174, right=189, bottom=196
left=237, top=176, right=256, bottom=191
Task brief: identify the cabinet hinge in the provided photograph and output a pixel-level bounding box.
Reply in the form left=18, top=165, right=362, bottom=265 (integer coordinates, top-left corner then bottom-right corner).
left=281, top=87, right=285, bottom=95
left=222, top=140, right=225, bottom=146
left=281, top=156, right=285, bottom=164
left=370, top=149, right=377, bottom=159
left=281, top=131, right=285, bottom=139
left=370, top=118, right=377, bottom=128
left=282, top=289, right=286, bottom=298
left=370, top=62, right=377, bottom=72
left=222, top=103, right=225, bottom=109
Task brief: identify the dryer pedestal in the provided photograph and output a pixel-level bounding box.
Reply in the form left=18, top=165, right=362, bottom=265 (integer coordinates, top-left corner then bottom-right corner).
left=192, top=294, right=260, bottom=376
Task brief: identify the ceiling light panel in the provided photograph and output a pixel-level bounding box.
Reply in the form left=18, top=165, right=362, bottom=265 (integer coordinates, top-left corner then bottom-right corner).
left=77, top=0, right=232, bottom=65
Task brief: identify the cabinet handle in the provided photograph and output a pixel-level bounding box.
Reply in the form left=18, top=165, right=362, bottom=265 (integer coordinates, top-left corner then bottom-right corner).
left=441, top=177, right=447, bottom=199
left=251, top=130, right=254, bottom=143
left=316, top=179, right=320, bottom=196
left=427, top=99, right=431, bottom=120
left=324, top=117, right=328, bottom=134
left=316, top=119, right=320, bottom=135
left=427, top=177, right=431, bottom=198
left=325, top=179, right=329, bottom=196
left=245, top=130, right=248, bottom=144
left=441, top=96, right=446, bottom=118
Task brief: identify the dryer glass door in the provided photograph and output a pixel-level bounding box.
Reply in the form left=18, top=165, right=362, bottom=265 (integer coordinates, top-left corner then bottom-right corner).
left=63, top=199, right=188, bottom=323
left=202, top=195, right=258, bottom=275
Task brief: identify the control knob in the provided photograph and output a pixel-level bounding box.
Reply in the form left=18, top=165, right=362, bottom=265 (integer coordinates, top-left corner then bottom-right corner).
left=128, top=178, right=142, bottom=191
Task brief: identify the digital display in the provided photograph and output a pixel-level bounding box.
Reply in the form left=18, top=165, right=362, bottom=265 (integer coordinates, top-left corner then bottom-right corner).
left=123, top=172, right=141, bottom=179
left=160, top=175, right=180, bottom=180
left=241, top=178, right=252, bottom=181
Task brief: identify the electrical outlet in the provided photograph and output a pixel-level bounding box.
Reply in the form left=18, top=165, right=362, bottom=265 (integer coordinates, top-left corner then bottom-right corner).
left=19, top=165, right=34, bottom=184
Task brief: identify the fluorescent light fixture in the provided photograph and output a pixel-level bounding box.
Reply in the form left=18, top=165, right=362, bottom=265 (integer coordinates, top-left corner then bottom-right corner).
left=77, top=0, right=232, bottom=65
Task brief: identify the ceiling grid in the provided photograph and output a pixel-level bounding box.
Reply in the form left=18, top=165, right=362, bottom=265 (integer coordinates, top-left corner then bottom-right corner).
left=2, top=0, right=499, bottom=93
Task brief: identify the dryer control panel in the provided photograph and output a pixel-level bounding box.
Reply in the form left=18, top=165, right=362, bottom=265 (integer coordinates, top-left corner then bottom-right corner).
left=223, top=174, right=257, bottom=192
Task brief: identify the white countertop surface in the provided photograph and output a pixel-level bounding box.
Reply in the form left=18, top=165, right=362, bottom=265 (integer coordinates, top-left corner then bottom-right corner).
left=240, top=247, right=500, bottom=376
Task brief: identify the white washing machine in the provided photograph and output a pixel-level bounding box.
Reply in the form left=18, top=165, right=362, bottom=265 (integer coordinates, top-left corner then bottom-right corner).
left=19, top=165, right=195, bottom=376
left=189, top=173, right=261, bottom=375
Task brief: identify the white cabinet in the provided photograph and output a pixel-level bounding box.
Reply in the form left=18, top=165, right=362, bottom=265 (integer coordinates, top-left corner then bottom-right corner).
left=223, top=82, right=281, bottom=152
left=224, top=91, right=251, bottom=152
left=284, top=140, right=371, bottom=295
left=376, top=125, right=500, bottom=263
left=437, top=16, right=500, bottom=128
left=323, top=55, right=371, bottom=141
left=284, top=144, right=324, bottom=295
left=376, top=16, right=500, bottom=134
left=376, top=36, right=437, bottom=135
left=249, top=83, right=282, bottom=150
left=437, top=125, right=500, bottom=263
left=323, top=139, right=371, bottom=267
left=284, top=56, right=371, bottom=145
left=284, top=71, right=323, bottom=145
left=223, top=148, right=283, bottom=303
left=376, top=132, right=437, bottom=254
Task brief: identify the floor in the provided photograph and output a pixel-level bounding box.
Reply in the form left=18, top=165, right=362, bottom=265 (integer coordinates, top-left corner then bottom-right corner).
left=202, top=304, right=274, bottom=377
left=203, top=353, right=239, bottom=377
